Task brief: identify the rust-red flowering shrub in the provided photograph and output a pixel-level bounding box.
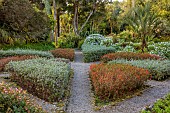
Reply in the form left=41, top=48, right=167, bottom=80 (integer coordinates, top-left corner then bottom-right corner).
left=101, top=52, right=161, bottom=62
left=0, top=55, right=37, bottom=71
left=50, top=48, right=75, bottom=61
left=90, top=63, right=150, bottom=100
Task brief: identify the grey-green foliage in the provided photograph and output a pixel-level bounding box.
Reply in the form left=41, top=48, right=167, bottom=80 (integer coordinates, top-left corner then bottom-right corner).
left=108, top=59, right=170, bottom=80
left=84, top=34, right=105, bottom=45
left=149, top=42, right=170, bottom=59
left=82, top=43, right=116, bottom=62
left=82, top=34, right=116, bottom=62
left=0, top=49, right=53, bottom=58
left=5, top=58, right=70, bottom=100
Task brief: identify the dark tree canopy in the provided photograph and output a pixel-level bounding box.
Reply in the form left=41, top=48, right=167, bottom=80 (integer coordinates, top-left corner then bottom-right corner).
left=0, top=0, right=51, bottom=44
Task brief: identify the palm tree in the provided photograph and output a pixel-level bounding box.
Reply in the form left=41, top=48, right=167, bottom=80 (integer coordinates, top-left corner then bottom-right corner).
left=125, top=2, right=161, bottom=52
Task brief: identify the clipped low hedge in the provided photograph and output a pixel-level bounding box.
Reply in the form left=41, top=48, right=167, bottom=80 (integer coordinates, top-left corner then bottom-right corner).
left=101, top=52, right=161, bottom=63
left=82, top=44, right=116, bottom=62
left=0, top=82, right=45, bottom=113
left=0, top=49, right=53, bottom=58
left=109, top=59, right=170, bottom=80
left=50, top=48, right=75, bottom=61
left=0, top=55, right=38, bottom=72
left=90, top=63, right=149, bottom=100
left=5, top=58, right=71, bottom=102
left=142, top=93, right=170, bottom=113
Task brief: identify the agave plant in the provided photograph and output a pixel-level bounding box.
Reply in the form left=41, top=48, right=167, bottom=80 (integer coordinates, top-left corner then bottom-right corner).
left=125, top=2, right=162, bottom=53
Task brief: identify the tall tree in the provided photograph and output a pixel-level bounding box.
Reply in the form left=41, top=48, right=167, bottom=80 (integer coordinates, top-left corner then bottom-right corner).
left=125, top=2, right=161, bottom=52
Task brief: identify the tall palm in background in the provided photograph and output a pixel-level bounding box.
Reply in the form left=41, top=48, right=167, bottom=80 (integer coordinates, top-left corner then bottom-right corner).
left=125, top=2, right=161, bottom=52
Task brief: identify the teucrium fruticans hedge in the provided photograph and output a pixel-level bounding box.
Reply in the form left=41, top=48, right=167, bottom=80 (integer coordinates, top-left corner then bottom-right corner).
left=0, top=49, right=53, bottom=58
left=5, top=58, right=71, bottom=102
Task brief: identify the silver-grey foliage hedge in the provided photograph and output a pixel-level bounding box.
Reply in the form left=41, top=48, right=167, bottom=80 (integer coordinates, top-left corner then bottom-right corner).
left=5, top=58, right=71, bottom=102
left=0, top=49, right=53, bottom=58
left=108, top=59, right=170, bottom=80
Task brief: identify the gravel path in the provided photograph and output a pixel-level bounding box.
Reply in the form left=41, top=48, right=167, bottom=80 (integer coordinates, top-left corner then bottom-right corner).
left=67, top=50, right=95, bottom=113
left=67, top=50, right=170, bottom=113
left=97, top=79, right=170, bottom=113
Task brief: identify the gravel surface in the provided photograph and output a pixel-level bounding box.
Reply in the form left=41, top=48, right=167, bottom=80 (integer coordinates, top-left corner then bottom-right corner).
left=67, top=50, right=95, bottom=113
left=97, top=79, right=170, bottom=113
left=67, top=50, right=170, bottom=113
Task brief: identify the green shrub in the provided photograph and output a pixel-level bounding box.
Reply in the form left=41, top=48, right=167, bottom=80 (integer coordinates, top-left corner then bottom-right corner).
left=90, top=63, right=149, bottom=100
left=142, top=93, right=170, bottom=113
left=109, top=59, right=170, bottom=80
left=149, top=42, right=170, bottom=59
left=5, top=58, right=71, bottom=102
left=82, top=34, right=116, bottom=62
left=84, top=34, right=105, bottom=45
left=0, top=49, right=53, bottom=58
left=100, top=38, right=114, bottom=47
left=121, top=45, right=136, bottom=52
left=101, top=52, right=161, bottom=63
left=82, top=44, right=116, bottom=62
left=0, top=82, right=45, bottom=113
left=0, top=42, right=55, bottom=51
left=58, top=33, right=82, bottom=48
left=78, top=39, right=85, bottom=49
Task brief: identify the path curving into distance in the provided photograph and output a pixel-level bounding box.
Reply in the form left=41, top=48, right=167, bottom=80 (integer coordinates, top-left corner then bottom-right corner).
left=66, top=50, right=170, bottom=113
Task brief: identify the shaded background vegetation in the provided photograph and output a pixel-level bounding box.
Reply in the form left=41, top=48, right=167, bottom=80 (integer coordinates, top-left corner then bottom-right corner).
left=0, top=0, right=169, bottom=50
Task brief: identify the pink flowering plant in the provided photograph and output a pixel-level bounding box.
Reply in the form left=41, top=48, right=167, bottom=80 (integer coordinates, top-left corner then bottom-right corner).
left=0, top=82, right=45, bottom=113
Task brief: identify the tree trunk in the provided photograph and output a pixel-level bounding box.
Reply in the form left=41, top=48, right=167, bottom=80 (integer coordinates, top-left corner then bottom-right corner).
left=73, top=0, right=79, bottom=35
left=53, top=0, right=57, bottom=47
left=132, top=0, right=135, bottom=8
left=57, top=8, right=60, bottom=37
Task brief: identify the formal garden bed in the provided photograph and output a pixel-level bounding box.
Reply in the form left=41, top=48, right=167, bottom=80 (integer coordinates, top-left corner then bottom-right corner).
left=83, top=34, right=170, bottom=111
left=0, top=48, right=73, bottom=112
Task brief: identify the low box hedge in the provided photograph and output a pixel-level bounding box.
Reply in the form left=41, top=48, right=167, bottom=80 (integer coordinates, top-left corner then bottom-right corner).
left=5, top=58, right=71, bottom=102
left=50, top=48, right=75, bottom=61
left=0, top=49, right=53, bottom=58
left=101, top=52, right=161, bottom=63
left=90, top=63, right=149, bottom=100
left=109, top=59, right=170, bottom=80
left=82, top=44, right=116, bottom=62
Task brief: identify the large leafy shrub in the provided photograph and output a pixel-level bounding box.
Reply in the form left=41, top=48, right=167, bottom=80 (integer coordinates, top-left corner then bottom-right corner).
left=0, top=82, right=45, bottom=113
left=0, top=49, right=53, bottom=58
left=109, top=59, right=170, bottom=80
left=82, top=34, right=116, bottom=62
left=5, top=58, right=71, bottom=102
left=82, top=44, right=116, bottom=62
left=90, top=63, right=149, bottom=100
left=0, top=0, right=51, bottom=44
left=101, top=52, right=161, bottom=63
left=84, top=34, right=105, bottom=45
left=51, top=48, right=75, bottom=61
left=148, top=42, right=170, bottom=59
left=58, top=33, right=82, bottom=48
left=0, top=55, right=37, bottom=71
left=142, top=93, right=170, bottom=113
